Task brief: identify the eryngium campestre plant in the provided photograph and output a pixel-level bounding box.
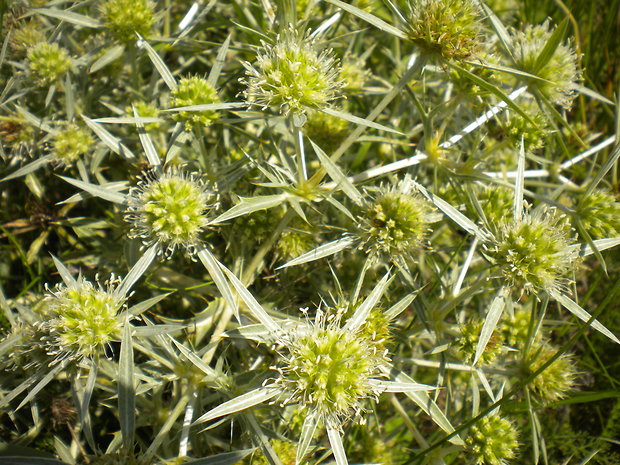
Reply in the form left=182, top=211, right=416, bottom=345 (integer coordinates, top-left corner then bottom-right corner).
left=100, top=0, right=155, bottom=44
left=482, top=206, right=579, bottom=294
left=125, top=167, right=216, bottom=255
left=573, top=189, right=620, bottom=239
left=50, top=124, right=94, bottom=167
left=243, top=29, right=343, bottom=116
left=26, top=42, right=71, bottom=86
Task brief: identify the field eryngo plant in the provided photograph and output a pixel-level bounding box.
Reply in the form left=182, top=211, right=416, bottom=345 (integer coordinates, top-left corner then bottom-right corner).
left=1, top=0, right=620, bottom=465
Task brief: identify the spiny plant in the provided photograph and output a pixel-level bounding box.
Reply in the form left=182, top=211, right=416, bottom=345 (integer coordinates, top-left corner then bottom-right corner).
left=1, top=0, right=619, bottom=465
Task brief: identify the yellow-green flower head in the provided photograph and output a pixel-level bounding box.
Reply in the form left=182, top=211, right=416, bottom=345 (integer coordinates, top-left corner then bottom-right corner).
left=125, top=168, right=216, bottom=256
left=101, top=0, right=155, bottom=44
left=573, top=189, right=620, bottom=239
left=277, top=308, right=388, bottom=423
left=302, top=109, right=349, bottom=154
left=27, top=42, right=71, bottom=86
left=42, top=276, right=126, bottom=360
left=466, top=414, right=519, bottom=465
left=501, top=306, right=541, bottom=348
left=9, top=20, right=45, bottom=58
left=244, top=439, right=296, bottom=465
left=51, top=124, right=94, bottom=167
left=501, top=100, right=551, bottom=152
left=339, top=55, right=370, bottom=93
left=243, top=29, right=344, bottom=116
left=483, top=207, right=578, bottom=294
left=125, top=101, right=161, bottom=132
left=523, top=343, right=578, bottom=403
left=357, top=181, right=434, bottom=261
left=507, top=20, right=581, bottom=109
left=474, top=184, right=514, bottom=228
left=170, top=76, right=221, bottom=130
left=405, top=0, right=485, bottom=62
left=457, top=320, right=503, bottom=365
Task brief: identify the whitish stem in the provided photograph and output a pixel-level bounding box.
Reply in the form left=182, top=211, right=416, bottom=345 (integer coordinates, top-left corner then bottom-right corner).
left=178, top=390, right=197, bottom=457
left=559, top=135, right=616, bottom=170
left=452, top=236, right=479, bottom=297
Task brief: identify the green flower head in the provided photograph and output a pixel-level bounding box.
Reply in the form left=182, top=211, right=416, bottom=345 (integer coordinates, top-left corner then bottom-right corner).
left=523, top=343, right=578, bottom=403
left=466, top=414, right=519, bottom=465
left=50, top=124, right=94, bottom=167
left=42, top=276, right=126, bottom=360
left=574, top=189, right=620, bottom=239
left=101, top=0, right=155, bottom=43
left=507, top=20, right=581, bottom=109
left=170, top=76, right=221, bottom=130
left=125, top=167, right=217, bottom=256
left=483, top=206, right=578, bottom=294
left=27, top=42, right=71, bottom=86
left=244, top=29, right=344, bottom=116
left=405, top=0, right=485, bottom=62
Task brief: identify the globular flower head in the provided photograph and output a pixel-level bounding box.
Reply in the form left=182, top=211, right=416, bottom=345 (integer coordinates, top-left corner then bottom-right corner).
left=405, top=0, right=485, bottom=62
left=277, top=308, right=388, bottom=424
left=302, top=109, right=349, bottom=154
left=483, top=207, right=578, bottom=294
left=27, top=42, right=71, bottom=86
left=357, top=180, right=434, bottom=261
left=466, top=414, right=519, bottom=465
left=507, top=20, right=581, bottom=109
left=125, top=168, right=216, bottom=255
left=243, top=29, right=344, bottom=116
left=501, top=306, right=541, bottom=348
left=125, top=101, right=161, bottom=132
left=573, top=189, right=620, bottom=239
left=473, top=184, right=515, bottom=228
left=500, top=100, right=551, bottom=152
left=457, top=320, right=504, bottom=365
left=101, top=0, right=155, bottom=44
left=170, top=76, right=221, bottom=130
left=9, top=20, right=45, bottom=58
left=42, top=276, right=126, bottom=361
left=523, top=343, right=578, bottom=403
left=339, top=55, right=370, bottom=93
left=50, top=124, right=94, bottom=167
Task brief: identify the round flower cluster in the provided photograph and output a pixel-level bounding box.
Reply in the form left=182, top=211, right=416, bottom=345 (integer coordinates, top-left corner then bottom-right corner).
left=405, top=0, right=485, bottom=62
left=507, top=20, right=581, bottom=109
left=27, top=42, right=71, bottom=86
left=501, top=100, right=551, bottom=152
left=483, top=207, right=578, bottom=294
left=170, top=76, right=221, bottom=130
left=573, top=189, right=620, bottom=239
left=278, top=309, right=387, bottom=423
left=244, top=30, right=343, bottom=116
left=523, top=343, right=578, bottom=403
left=42, top=277, right=126, bottom=360
left=302, top=110, right=349, bottom=154
left=51, top=124, right=94, bottom=166
left=357, top=182, right=433, bottom=261
left=457, top=320, right=503, bottom=365
left=100, top=0, right=155, bottom=44
left=125, top=168, right=216, bottom=255
left=466, top=414, right=519, bottom=465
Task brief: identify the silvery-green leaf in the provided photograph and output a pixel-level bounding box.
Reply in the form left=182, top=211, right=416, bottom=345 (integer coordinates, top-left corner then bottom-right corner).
left=133, top=324, right=185, bottom=336
left=196, top=246, right=239, bottom=321
left=208, top=34, right=231, bottom=87
left=119, top=319, right=135, bottom=450
left=137, top=34, right=176, bottom=90
left=410, top=179, right=488, bottom=240
left=297, top=410, right=319, bottom=465
left=93, top=116, right=165, bottom=124
left=533, top=18, right=569, bottom=73
left=164, top=102, right=246, bottom=113
left=16, top=361, right=66, bottom=410
left=133, top=107, right=161, bottom=169
left=321, top=107, right=404, bottom=135
left=278, top=237, right=355, bottom=269
left=311, top=141, right=363, bottom=205
left=382, top=366, right=463, bottom=444
left=221, top=265, right=281, bottom=334
left=90, top=45, right=125, bottom=73
left=474, top=287, right=510, bottom=365
left=183, top=449, right=255, bottom=465
left=384, top=292, right=419, bottom=322
left=210, top=194, right=290, bottom=225
left=550, top=291, right=620, bottom=344
left=325, top=0, right=406, bottom=39
left=128, top=293, right=170, bottom=316
left=169, top=336, right=217, bottom=378
left=344, top=271, right=393, bottom=333
left=0, top=156, right=53, bottom=183
left=326, top=423, right=348, bottom=465
left=573, top=237, right=620, bottom=257
left=58, top=175, right=128, bottom=204
left=514, top=139, right=525, bottom=222
left=31, top=8, right=101, bottom=28
left=368, top=379, right=436, bottom=393
left=193, top=387, right=282, bottom=425
left=82, top=115, right=135, bottom=160
left=51, top=255, right=78, bottom=288
left=115, top=244, right=158, bottom=298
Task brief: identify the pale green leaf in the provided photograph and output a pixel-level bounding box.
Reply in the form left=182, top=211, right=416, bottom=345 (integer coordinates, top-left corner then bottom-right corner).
left=368, top=379, right=436, bottom=393
left=31, top=8, right=101, bottom=28
left=325, top=0, right=406, bottom=39
left=115, top=244, right=158, bottom=298
left=193, top=387, right=282, bottom=425
left=82, top=115, right=135, bottom=160
left=137, top=34, right=177, bottom=90
left=169, top=336, right=217, bottom=378
left=89, top=45, right=125, bottom=73
left=210, top=194, right=290, bottom=225
left=196, top=246, right=239, bottom=321
left=278, top=236, right=354, bottom=269
left=326, top=423, right=348, bottom=465
left=58, top=175, right=128, bottom=204
left=119, top=319, right=135, bottom=450
left=0, top=156, right=53, bottom=183
left=344, top=271, right=393, bottom=333
left=208, top=34, right=232, bottom=87
left=321, top=107, right=403, bottom=135
left=184, top=449, right=255, bottom=465
left=297, top=411, right=319, bottom=465
left=474, top=287, right=509, bottom=365
left=311, top=141, right=362, bottom=205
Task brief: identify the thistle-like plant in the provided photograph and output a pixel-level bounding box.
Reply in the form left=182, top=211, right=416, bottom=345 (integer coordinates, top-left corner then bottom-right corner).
left=466, top=413, right=519, bottom=465
left=27, top=42, right=71, bottom=86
